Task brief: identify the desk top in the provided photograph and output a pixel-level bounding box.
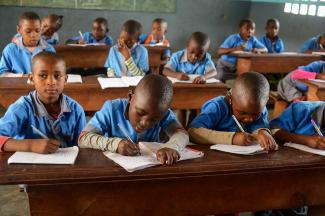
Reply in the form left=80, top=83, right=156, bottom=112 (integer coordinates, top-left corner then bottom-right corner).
left=1, top=145, right=325, bottom=185
left=230, top=52, right=323, bottom=58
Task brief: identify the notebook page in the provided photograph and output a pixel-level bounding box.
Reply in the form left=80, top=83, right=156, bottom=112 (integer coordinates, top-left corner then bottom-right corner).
left=167, top=75, right=219, bottom=84
left=97, top=77, right=129, bottom=89
left=67, top=74, right=83, bottom=83
left=8, top=146, right=79, bottom=165
left=210, top=144, right=266, bottom=155
left=121, top=76, right=144, bottom=86
left=284, top=143, right=325, bottom=156
left=309, top=79, right=325, bottom=83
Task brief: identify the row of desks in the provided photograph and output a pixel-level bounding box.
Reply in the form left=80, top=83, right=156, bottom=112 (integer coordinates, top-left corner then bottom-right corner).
left=0, top=76, right=228, bottom=112
left=1, top=145, right=325, bottom=215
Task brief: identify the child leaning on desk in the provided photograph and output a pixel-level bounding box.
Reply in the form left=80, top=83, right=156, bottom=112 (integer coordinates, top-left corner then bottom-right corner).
left=0, top=52, right=86, bottom=153
left=188, top=72, right=277, bottom=151
left=78, top=74, right=189, bottom=165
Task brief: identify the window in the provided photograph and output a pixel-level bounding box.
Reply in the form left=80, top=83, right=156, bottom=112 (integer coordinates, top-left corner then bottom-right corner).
left=284, top=0, right=325, bottom=17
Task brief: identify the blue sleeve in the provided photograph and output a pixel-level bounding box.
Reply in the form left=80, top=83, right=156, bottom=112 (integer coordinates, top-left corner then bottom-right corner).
left=163, top=48, right=171, bottom=57
left=189, top=99, right=224, bottom=129
left=204, top=54, right=216, bottom=72
left=253, top=37, right=267, bottom=49
left=139, top=34, right=147, bottom=44
left=299, top=61, right=325, bottom=73
left=86, top=101, right=112, bottom=135
left=72, top=104, right=86, bottom=145
left=104, top=47, right=115, bottom=68
left=0, top=46, right=12, bottom=74
left=270, top=103, right=297, bottom=132
left=70, top=35, right=81, bottom=41
left=300, top=38, right=314, bottom=53
left=0, top=100, right=28, bottom=137
left=250, top=107, right=270, bottom=131
left=220, top=35, right=236, bottom=49
left=45, top=45, right=56, bottom=53
left=105, top=36, right=114, bottom=46
left=278, top=39, right=285, bottom=52
left=165, top=52, right=179, bottom=71
left=138, top=47, right=149, bottom=73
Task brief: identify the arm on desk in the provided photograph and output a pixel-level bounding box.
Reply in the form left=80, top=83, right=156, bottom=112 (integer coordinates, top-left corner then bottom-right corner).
left=252, top=47, right=268, bottom=54
left=218, top=45, right=245, bottom=56
left=188, top=127, right=235, bottom=145
left=78, top=131, right=122, bottom=152
left=162, top=67, right=189, bottom=80
left=2, top=138, right=60, bottom=154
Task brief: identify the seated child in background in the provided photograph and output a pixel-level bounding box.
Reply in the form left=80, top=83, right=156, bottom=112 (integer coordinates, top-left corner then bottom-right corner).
left=105, top=19, right=149, bottom=77
left=277, top=60, right=325, bottom=102
left=79, top=74, right=189, bottom=165
left=300, top=33, right=325, bottom=53
left=139, top=18, right=171, bottom=60
left=41, top=14, right=63, bottom=45
left=215, top=18, right=267, bottom=82
left=68, top=17, right=113, bottom=46
left=188, top=72, right=277, bottom=151
left=0, top=51, right=86, bottom=153
left=0, top=11, right=55, bottom=75
left=270, top=101, right=325, bottom=149
left=259, top=18, right=284, bottom=53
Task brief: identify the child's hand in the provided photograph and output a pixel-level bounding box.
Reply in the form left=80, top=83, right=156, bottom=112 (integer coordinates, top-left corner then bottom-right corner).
left=192, top=76, right=206, bottom=84
left=117, top=139, right=140, bottom=156
left=307, top=136, right=325, bottom=150
left=234, top=44, right=245, bottom=51
left=252, top=48, right=262, bottom=54
left=117, top=39, right=131, bottom=60
left=30, top=139, right=60, bottom=154
left=316, top=73, right=325, bottom=80
left=156, top=147, right=180, bottom=165
left=256, top=129, right=278, bottom=151
left=78, top=39, right=86, bottom=44
left=176, top=73, right=190, bottom=81
left=232, top=132, right=255, bottom=146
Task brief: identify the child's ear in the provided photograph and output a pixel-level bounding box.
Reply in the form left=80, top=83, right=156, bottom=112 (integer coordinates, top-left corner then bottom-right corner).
left=16, top=25, right=20, bottom=34
left=127, top=89, right=134, bottom=101
left=64, top=74, right=68, bottom=84
left=28, top=74, right=34, bottom=85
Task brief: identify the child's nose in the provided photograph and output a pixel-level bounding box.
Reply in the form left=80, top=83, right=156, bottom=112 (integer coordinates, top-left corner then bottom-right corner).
left=47, top=76, right=56, bottom=85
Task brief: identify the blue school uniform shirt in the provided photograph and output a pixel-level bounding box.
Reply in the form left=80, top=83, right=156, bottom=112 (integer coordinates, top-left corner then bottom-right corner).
left=300, top=35, right=323, bottom=53
left=164, top=49, right=216, bottom=75
left=70, top=32, right=113, bottom=46
left=0, top=37, right=55, bottom=75
left=259, top=35, right=284, bottom=53
left=0, top=91, right=86, bottom=147
left=270, top=101, right=325, bottom=136
left=83, top=99, right=177, bottom=143
left=189, top=96, right=269, bottom=132
left=104, top=44, right=149, bottom=77
left=43, top=32, right=59, bottom=45
left=219, top=34, right=266, bottom=65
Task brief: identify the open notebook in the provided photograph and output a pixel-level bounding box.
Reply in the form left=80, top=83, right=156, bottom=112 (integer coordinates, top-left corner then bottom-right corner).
left=8, top=146, right=79, bottom=165
left=167, top=75, right=219, bottom=84
left=210, top=144, right=267, bottom=155
left=284, top=142, right=325, bottom=156
left=98, top=76, right=144, bottom=89
left=104, top=142, right=204, bottom=172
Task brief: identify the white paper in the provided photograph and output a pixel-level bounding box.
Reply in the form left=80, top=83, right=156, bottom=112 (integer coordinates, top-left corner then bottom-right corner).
left=104, top=142, right=204, bottom=172
left=121, top=76, right=144, bottom=86
left=284, top=142, right=325, bottom=156
left=8, top=146, right=79, bottom=165
left=312, top=52, right=325, bottom=56
left=67, top=43, right=104, bottom=47
left=67, top=74, right=82, bottom=83
left=210, top=144, right=266, bottom=155
left=0, top=72, right=24, bottom=77
left=309, top=79, right=325, bottom=83
left=167, top=75, right=219, bottom=84
left=97, top=77, right=129, bottom=89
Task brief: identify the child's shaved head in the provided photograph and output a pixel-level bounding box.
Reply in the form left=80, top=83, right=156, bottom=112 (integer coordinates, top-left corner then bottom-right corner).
left=32, top=51, right=65, bottom=72
left=232, top=72, right=270, bottom=106
left=19, top=11, right=40, bottom=26
left=188, top=31, right=210, bottom=48
left=122, top=19, right=142, bottom=39
left=135, top=74, right=173, bottom=107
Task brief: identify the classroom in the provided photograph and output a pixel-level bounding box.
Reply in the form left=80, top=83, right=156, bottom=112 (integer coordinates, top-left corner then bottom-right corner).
left=0, top=0, right=325, bottom=215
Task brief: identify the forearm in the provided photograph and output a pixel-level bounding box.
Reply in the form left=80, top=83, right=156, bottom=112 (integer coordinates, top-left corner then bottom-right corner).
left=125, top=57, right=145, bottom=76
left=218, top=48, right=236, bottom=55
left=163, top=130, right=189, bottom=152
left=203, top=69, right=217, bottom=79
left=188, top=127, right=235, bottom=145
left=162, top=67, right=178, bottom=78
left=3, top=139, right=32, bottom=152
left=78, top=131, right=122, bottom=152
left=273, top=129, right=310, bottom=146
left=255, top=47, right=268, bottom=53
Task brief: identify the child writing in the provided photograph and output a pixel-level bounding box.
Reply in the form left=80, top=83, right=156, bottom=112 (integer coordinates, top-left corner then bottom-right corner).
left=215, top=18, right=267, bottom=82
left=139, top=18, right=171, bottom=60
left=259, top=18, right=284, bottom=53
left=41, top=14, right=63, bottom=45
left=277, top=60, right=325, bottom=102
left=0, top=11, right=55, bottom=76
left=0, top=51, right=86, bottom=153
left=79, top=74, right=189, bottom=165
left=300, top=33, right=325, bottom=53
left=105, top=19, right=149, bottom=77
left=188, top=72, right=277, bottom=151
left=68, top=17, right=113, bottom=46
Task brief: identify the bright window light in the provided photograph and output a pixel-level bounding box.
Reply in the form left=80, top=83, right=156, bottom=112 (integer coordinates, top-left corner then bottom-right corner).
left=317, top=5, right=325, bottom=16
left=284, top=2, right=292, bottom=13
left=299, top=4, right=308, bottom=15
left=292, top=3, right=300, bottom=14
left=308, top=4, right=317, bottom=15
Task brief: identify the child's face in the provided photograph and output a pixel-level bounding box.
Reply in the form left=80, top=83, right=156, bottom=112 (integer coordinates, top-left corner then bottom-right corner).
left=151, top=22, right=167, bottom=41
left=128, top=92, right=168, bottom=133
left=17, top=19, right=41, bottom=47
left=30, top=58, right=67, bottom=105
left=239, top=23, right=255, bottom=41
left=186, top=40, right=208, bottom=64
left=41, top=18, right=56, bottom=37
left=119, top=31, right=138, bottom=49
left=230, top=96, right=263, bottom=125
left=92, top=22, right=107, bottom=41
left=266, top=21, right=279, bottom=38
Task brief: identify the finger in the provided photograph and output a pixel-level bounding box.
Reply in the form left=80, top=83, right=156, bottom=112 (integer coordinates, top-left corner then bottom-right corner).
left=157, top=153, right=164, bottom=164
left=50, top=139, right=61, bottom=146
left=166, top=152, right=172, bottom=165
left=160, top=153, right=167, bottom=165
left=172, top=151, right=180, bottom=163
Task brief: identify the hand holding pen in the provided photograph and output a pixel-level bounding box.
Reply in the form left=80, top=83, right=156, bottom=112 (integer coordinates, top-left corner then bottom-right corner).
left=31, top=125, right=60, bottom=154
left=117, top=123, right=141, bottom=156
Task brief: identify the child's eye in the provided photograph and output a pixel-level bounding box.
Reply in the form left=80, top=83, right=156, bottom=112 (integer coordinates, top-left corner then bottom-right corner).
left=54, top=74, right=63, bottom=79
left=39, top=74, right=47, bottom=79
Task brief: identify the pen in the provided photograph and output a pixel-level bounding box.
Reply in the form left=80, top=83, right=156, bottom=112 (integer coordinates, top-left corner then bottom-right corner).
left=78, top=30, right=84, bottom=40
left=118, top=123, right=141, bottom=155
left=31, top=125, right=49, bottom=139
left=311, top=119, right=323, bottom=137
left=232, top=115, right=245, bottom=132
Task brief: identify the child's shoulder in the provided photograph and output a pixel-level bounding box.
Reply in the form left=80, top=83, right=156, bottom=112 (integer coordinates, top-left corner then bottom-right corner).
left=203, top=96, right=228, bottom=110
left=134, top=44, right=148, bottom=54
left=7, top=92, right=34, bottom=114
left=3, top=42, right=21, bottom=53
left=102, top=98, right=128, bottom=111
left=62, top=94, right=84, bottom=112
left=288, top=101, right=325, bottom=112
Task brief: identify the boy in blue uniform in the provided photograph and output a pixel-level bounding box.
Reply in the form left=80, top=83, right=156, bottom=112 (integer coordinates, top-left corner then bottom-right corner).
left=259, top=18, right=284, bottom=53
left=68, top=17, right=113, bottom=46
left=189, top=72, right=277, bottom=151
left=41, top=14, right=63, bottom=45
left=278, top=60, right=325, bottom=102
left=0, top=11, right=55, bottom=76
left=216, top=19, right=267, bottom=82
left=163, top=31, right=217, bottom=83
left=105, top=20, right=149, bottom=77
left=0, top=52, right=86, bottom=153
left=300, top=34, right=325, bottom=53
left=79, top=74, right=189, bottom=165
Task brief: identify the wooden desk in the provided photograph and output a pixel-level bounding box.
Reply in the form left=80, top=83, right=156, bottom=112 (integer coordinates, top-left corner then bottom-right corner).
left=231, top=53, right=324, bottom=74
left=0, top=77, right=227, bottom=112
left=54, top=45, right=168, bottom=74
left=2, top=146, right=325, bottom=215
left=301, top=80, right=325, bottom=101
